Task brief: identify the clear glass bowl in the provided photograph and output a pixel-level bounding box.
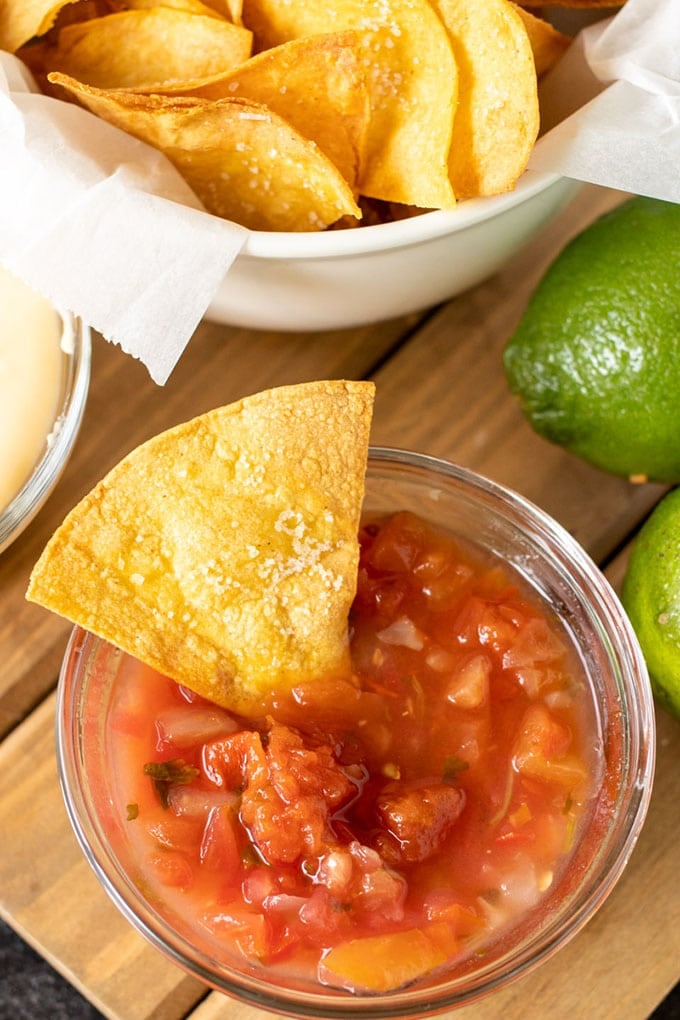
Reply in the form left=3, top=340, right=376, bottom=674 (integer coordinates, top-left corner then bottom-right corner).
left=0, top=311, right=91, bottom=554
left=56, top=448, right=655, bottom=1018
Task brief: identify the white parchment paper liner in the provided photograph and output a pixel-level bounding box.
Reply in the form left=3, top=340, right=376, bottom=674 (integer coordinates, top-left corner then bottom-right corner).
left=0, top=0, right=677, bottom=383
left=530, top=0, right=680, bottom=204
left=0, top=53, right=247, bottom=384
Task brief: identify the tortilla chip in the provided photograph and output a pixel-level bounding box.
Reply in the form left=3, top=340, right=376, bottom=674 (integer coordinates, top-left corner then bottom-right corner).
left=433, top=0, right=539, bottom=198
left=511, top=4, right=571, bottom=77
left=109, top=0, right=229, bottom=19
left=518, top=0, right=624, bottom=6
left=202, top=0, right=243, bottom=21
left=46, top=8, right=252, bottom=89
left=27, top=381, right=375, bottom=713
left=135, top=32, right=370, bottom=190
left=241, top=0, right=457, bottom=209
left=49, top=74, right=361, bottom=230
left=0, top=0, right=78, bottom=52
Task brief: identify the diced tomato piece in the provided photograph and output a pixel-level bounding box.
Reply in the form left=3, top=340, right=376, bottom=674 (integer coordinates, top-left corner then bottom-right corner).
left=423, top=895, right=485, bottom=938
left=376, top=782, right=465, bottom=864
left=207, top=722, right=354, bottom=866
left=476, top=603, right=522, bottom=654
left=246, top=724, right=354, bottom=864
left=242, top=866, right=278, bottom=906
left=353, top=865, right=406, bottom=924
left=502, top=617, right=567, bottom=670
left=531, top=810, right=571, bottom=862
left=199, top=805, right=241, bottom=880
left=445, top=653, right=491, bottom=709
left=366, top=511, right=431, bottom=573
left=146, top=811, right=205, bottom=856
left=416, top=559, right=475, bottom=609
left=514, top=703, right=572, bottom=762
left=353, top=571, right=410, bottom=621
left=319, top=925, right=453, bottom=993
left=299, top=885, right=353, bottom=944
left=147, top=849, right=193, bottom=888
left=202, top=730, right=266, bottom=790
left=203, top=904, right=270, bottom=961
left=266, top=723, right=353, bottom=809
left=313, top=842, right=406, bottom=926
left=513, top=704, right=588, bottom=791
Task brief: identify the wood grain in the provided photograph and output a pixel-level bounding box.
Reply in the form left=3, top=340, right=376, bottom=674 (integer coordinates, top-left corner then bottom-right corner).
left=1, top=182, right=678, bottom=1020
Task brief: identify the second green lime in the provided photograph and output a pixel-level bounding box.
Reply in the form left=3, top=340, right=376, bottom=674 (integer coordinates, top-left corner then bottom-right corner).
left=503, top=196, right=680, bottom=482
left=621, top=487, right=680, bottom=722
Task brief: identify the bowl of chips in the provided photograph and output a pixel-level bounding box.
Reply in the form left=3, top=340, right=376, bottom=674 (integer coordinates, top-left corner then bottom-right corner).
left=205, top=169, right=579, bottom=331
left=7, top=0, right=584, bottom=331
left=35, top=382, right=653, bottom=1017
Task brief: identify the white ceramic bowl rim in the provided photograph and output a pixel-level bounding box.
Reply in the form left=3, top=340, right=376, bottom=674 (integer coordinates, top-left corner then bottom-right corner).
left=240, top=169, right=564, bottom=260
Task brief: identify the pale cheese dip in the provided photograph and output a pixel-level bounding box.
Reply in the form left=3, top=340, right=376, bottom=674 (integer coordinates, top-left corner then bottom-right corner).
left=0, top=266, right=64, bottom=512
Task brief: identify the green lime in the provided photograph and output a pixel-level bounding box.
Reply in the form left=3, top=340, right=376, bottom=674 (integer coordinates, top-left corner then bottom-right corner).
left=503, top=196, right=680, bottom=482
left=622, top=488, right=680, bottom=721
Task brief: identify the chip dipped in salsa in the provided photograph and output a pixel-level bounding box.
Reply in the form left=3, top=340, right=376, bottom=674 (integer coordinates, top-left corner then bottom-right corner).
left=91, top=508, right=603, bottom=995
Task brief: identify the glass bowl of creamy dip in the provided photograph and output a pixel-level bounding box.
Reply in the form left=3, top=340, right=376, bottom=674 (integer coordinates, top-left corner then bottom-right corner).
left=0, top=266, right=91, bottom=554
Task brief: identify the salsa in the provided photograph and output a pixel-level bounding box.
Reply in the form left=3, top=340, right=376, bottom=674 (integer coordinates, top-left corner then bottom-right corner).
left=102, top=510, right=602, bottom=994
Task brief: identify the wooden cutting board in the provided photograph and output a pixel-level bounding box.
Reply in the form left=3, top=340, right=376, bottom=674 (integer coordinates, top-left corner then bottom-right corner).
left=1, top=182, right=678, bottom=1020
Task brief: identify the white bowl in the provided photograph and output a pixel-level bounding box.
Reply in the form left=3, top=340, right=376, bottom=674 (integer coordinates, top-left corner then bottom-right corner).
left=207, top=170, right=580, bottom=332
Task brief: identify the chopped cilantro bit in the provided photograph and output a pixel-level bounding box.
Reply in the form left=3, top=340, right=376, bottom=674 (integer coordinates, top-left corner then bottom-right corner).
left=144, top=758, right=199, bottom=808
left=442, top=755, right=469, bottom=783
left=126, top=803, right=139, bottom=821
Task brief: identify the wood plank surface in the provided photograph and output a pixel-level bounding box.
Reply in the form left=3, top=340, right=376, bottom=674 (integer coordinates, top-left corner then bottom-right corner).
left=1, top=182, right=678, bottom=1020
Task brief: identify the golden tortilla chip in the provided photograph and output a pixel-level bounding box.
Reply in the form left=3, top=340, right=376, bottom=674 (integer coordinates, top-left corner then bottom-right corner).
left=511, top=4, right=571, bottom=78
left=0, top=0, right=78, bottom=52
left=201, top=0, right=243, bottom=21
left=27, top=381, right=375, bottom=713
left=241, top=0, right=457, bottom=210
left=109, top=0, right=230, bottom=19
left=49, top=74, right=361, bottom=230
left=432, top=0, right=539, bottom=198
left=136, top=32, right=370, bottom=191
left=46, top=8, right=252, bottom=89
left=519, top=0, right=624, bottom=6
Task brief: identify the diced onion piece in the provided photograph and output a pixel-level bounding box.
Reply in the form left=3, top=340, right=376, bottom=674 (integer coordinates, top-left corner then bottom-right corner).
left=167, top=786, right=238, bottom=817
left=263, top=893, right=308, bottom=915
left=377, top=616, right=425, bottom=650
left=425, top=646, right=458, bottom=673
left=446, top=654, right=491, bottom=709
left=317, top=849, right=353, bottom=896
left=156, top=705, right=239, bottom=747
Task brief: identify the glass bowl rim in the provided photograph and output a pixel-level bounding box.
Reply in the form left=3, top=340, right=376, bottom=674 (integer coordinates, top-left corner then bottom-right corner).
left=0, top=312, right=91, bottom=554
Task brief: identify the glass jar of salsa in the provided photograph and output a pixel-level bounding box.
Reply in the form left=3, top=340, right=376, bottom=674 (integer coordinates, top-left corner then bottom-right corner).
left=56, top=448, right=655, bottom=1017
